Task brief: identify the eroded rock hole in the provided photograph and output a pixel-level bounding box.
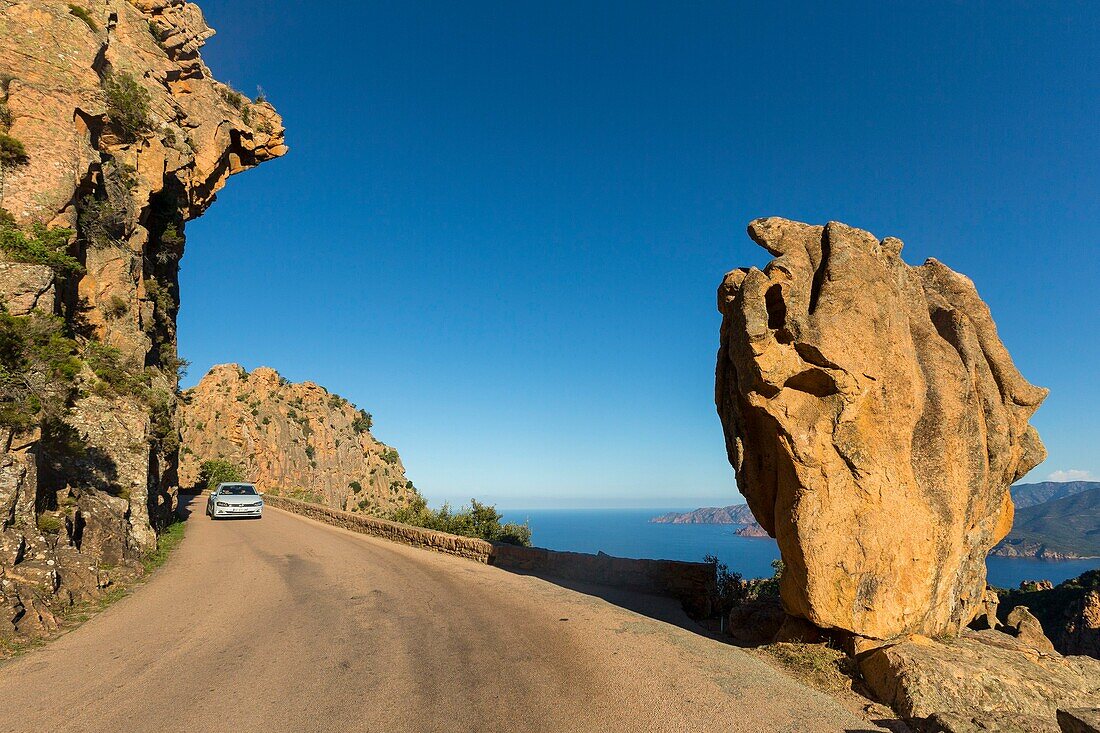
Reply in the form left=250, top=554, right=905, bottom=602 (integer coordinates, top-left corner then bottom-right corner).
left=783, top=368, right=839, bottom=397
left=765, top=284, right=787, bottom=330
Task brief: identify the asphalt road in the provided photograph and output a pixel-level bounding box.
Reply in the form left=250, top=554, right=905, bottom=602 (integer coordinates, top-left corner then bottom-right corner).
left=0, top=497, right=878, bottom=733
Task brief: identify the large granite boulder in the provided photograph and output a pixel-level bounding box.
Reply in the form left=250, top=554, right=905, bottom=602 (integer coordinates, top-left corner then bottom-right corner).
left=715, top=217, right=1047, bottom=640
left=859, top=630, right=1100, bottom=727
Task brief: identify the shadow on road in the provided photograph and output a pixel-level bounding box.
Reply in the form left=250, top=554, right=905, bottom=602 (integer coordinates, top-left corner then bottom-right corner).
left=494, top=567, right=706, bottom=633
left=175, top=491, right=200, bottom=521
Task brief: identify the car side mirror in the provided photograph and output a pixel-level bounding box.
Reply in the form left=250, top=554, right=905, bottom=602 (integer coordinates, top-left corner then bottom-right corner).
left=258, top=492, right=265, bottom=497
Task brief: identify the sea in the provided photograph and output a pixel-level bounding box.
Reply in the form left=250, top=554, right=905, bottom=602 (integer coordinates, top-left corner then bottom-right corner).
left=501, top=508, right=1100, bottom=590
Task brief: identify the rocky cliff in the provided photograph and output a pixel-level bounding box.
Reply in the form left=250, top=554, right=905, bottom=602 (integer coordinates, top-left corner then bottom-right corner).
left=715, top=217, right=1047, bottom=641
left=997, top=570, right=1100, bottom=659
left=180, top=365, right=418, bottom=515
left=0, top=0, right=284, bottom=640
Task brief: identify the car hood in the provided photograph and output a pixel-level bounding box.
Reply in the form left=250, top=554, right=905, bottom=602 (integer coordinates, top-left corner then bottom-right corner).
left=213, top=496, right=263, bottom=504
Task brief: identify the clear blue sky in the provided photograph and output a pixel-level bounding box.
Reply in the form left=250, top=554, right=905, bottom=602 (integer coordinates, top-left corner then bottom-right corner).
left=179, top=1, right=1099, bottom=509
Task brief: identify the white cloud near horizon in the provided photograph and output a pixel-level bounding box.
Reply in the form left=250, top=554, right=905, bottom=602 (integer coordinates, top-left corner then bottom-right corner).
left=1046, top=469, right=1095, bottom=482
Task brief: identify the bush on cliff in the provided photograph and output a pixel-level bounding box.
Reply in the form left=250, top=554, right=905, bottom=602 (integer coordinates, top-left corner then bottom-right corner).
left=389, top=496, right=532, bottom=546
left=68, top=5, right=98, bottom=32
left=0, top=312, right=82, bottom=432
left=102, top=70, right=152, bottom=142
left=0, top=133, right=28, bottom=166
left=0, top=213, right=82, bottom=276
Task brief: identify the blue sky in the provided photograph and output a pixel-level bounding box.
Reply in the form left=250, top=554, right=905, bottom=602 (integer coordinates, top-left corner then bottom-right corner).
left=179, top=1, right=1099, bottom=509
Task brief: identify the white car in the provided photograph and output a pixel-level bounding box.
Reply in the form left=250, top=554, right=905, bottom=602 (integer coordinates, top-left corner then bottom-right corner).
left=206, top=483, right=264, bottom=520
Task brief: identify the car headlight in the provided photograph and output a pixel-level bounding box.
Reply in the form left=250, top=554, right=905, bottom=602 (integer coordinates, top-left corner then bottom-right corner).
left=216, top=501, right=230, bottom=507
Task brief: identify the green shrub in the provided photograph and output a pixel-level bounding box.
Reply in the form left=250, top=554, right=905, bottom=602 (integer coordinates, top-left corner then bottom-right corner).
left=304, top=444, right=315, bottom=461
left=198, top=459, right=244, bottom=490
left=104, top=295, right=129, bottom=319
left=0, top=312, right=82, bottom=430
left=379, top=447, right=399, bottom=464
left=351, top=409, right=372, bottom=433
left=142, top=518, right=185, bottom=573
left=102, top=70, right=151, bottom=142
left=147, top=20, right=166, bottom=49
left=0, top=133, right=28, bottom=165
left=36, top=514, right=64, bottom=534
left=68, top=5, right=98, bottom=31
left=349, top=480, right=362, bottom=493
left=388, top=496, right=532, bottom=546
left=83, top=341, right=133, bottom=390
left=221, top=86, right=245, bottom=110
left=143, top=278, right=175, bottom=322
left=0, top=216, right=82, bottom=275
left=78, top=194, right=127, bottom=248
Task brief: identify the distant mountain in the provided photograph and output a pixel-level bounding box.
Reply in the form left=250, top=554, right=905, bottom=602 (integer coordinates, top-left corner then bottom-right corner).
left=1011, top=481, right=1100, bottom=509
left=650, top=504, right=757, bottom=524
left=992, top=487, right=1100, bottom=559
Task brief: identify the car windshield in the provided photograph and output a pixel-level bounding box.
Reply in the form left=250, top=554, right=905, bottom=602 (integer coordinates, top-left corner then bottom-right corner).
left=220, top=485, right=257, bottom=495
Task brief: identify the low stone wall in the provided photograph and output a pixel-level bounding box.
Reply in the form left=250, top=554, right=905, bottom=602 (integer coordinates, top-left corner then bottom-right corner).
left=265, top=495, right=715, bottom=617
left=263, top=495, right=494, bottom=562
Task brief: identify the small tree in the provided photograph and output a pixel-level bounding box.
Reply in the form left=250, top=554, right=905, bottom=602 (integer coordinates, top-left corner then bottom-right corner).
left=102, top=70, right=151, bottom=142
left=0, top=133, right=28, bottom=166
left=199, top=459, right=244, bottom=490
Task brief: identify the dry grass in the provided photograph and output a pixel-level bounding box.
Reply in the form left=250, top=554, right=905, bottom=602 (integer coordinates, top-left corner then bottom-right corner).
left=755, top=642, right=855, bottom=695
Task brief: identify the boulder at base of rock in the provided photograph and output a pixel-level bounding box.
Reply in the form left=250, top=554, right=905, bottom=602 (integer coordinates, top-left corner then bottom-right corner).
left=715, top=217, right=1048, bottom=639
left=859, top=630, right=1100, bottom=727
left=1006, top=606, right=1057, bottom=654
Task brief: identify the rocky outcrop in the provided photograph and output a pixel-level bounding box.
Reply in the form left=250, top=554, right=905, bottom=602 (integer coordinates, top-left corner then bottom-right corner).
left=715, top=217, right=1047, bottom=641
left=859, top=630, right=1100, bottom=728
left=179, top=365, right=417, bottom=515
left=0, top=0, right=284, bottom=641
left=999, top=571, right=1100, bottom=659
left=734, top=522, right=769, bottom=538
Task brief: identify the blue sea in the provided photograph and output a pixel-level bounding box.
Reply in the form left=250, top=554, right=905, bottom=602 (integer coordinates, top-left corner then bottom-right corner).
left=501, top=508, right=1100, bottom=590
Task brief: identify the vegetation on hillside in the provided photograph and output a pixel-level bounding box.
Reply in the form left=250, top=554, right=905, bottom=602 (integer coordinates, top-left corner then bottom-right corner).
left=0, top=311, right=82, bottom=434
left=68, top=4, right=98, bottom=31
left=0, top=133, right=28, bottom=166
left=0, top=209, right=82, bottom=275
left=706, top=554, right=784, bottom=616
left=388, top=495, right=532, bottom=546
left=198, top=459, right=245, bottom=490
left=102, top=70, right=151, bottom=142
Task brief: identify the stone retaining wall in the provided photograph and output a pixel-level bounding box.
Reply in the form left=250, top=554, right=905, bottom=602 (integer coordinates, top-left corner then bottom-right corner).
left=263, top=495, right=494, bottom=561
left=265, top=495, right=715, bottom=617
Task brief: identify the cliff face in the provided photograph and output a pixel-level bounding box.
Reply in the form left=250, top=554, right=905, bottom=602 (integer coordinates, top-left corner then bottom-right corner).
left=180, top=365, right=418, bottom=515
left=715, top=217, right=1047, bottom=640
left=0, top=0, right=284, bottom=640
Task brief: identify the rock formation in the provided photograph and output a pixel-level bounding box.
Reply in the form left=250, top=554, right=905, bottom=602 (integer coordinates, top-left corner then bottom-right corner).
left=715, top=217, right=1047, bottom=640
left=180, top=365, right=418, bottom=515
left=998, top=571, right=1100, bottom=659
left=859, top=630, right=1100, bottom=728
left=1, top=0, right=285, bottom=641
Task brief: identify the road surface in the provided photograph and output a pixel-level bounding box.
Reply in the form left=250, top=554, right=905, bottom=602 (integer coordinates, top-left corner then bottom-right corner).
left=0, top=496, right=879, bottom=733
